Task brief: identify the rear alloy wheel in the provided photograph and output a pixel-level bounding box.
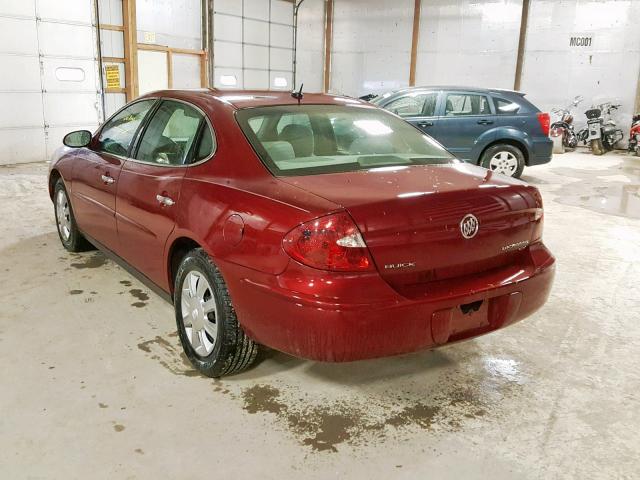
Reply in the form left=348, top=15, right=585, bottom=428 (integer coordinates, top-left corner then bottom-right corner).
left=53, top=178, right=91, bottom=252
left=480, top=144, right=525, bottom=178
left=174, top=248, right=258, bottom=377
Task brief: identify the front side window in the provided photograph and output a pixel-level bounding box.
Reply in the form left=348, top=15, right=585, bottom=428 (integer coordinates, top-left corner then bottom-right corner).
left=386, top=92, right=436, bottom=117
left=236, top=105, right=456, bottom=177
left=97, top=100, right=156, bottom=156
left=444, top=93, right=492, bottom=116
left=135, top=100, right=213, bottom=165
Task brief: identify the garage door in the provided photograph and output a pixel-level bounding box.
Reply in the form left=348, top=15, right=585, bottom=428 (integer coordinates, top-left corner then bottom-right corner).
left=0, top=0, right=102, bottom=165
left=213, top=0, right=294, bottom=90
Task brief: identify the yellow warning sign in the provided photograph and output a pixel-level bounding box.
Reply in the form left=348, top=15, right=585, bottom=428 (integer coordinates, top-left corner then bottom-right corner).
left=105, top=64, right=120, bottom=89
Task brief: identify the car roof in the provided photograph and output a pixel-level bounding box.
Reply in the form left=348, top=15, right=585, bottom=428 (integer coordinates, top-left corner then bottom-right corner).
left=378, top=85, right=525, bottom=97
left=143, top=88, right=370, bottom=110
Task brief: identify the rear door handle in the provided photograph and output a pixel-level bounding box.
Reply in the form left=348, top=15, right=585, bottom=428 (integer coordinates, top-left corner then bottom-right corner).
left=477, top=119, right=494, bottom=125
left=101, top=174, right=115, bottom=184
left=417, top=121, right=434, bottom=127
left=156, top=194, right=175, bottom=206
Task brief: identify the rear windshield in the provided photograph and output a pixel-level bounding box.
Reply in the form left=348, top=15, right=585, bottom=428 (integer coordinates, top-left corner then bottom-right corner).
left=236, top=104, right=456, bottom=176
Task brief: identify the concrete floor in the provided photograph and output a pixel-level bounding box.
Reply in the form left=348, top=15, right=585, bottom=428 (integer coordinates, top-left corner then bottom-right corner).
left=1, top=150, right=639, bottom=479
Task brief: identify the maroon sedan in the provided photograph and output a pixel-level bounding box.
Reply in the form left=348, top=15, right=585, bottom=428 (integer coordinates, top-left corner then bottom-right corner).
left=49, top=89, right=555, bottom=377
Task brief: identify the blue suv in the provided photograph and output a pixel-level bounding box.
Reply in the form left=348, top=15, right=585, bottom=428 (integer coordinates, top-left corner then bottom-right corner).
left=370, top=86, right=552, bottom=178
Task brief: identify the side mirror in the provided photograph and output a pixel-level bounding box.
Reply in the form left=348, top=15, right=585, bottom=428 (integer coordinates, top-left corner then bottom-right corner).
left=63, top=130, right=92, bottom=148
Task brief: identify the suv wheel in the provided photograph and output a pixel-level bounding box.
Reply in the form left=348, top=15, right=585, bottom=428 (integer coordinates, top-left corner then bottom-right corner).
left=174, top=248, right=258, bottom=377
left=480, top=144, right=525, bottom=178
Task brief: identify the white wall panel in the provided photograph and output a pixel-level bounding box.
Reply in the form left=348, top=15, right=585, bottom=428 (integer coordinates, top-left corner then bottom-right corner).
left=244, top=0, right=270, bottom=21
left=0, top=56, right=41, bottom=91
left=270, top=70, right=292, bottom=90
left=215, top=41, right=243, bottom=68
left=136, top=0, right=202, bottom=50
left=243, top=18, right=269, bottom=45
left=521, top=0, right=640, bottom=144
left=415, top=0, right=522, bottom=89
left=0, top=129, right=46, bottom=165
left=97, top=0, right=123, bottom=25
left=42, top=58, right=98, bottom=93
left=330, top=0, right=414, bottom=97
left=173, top=53, right=202, bottom=89
left=271, top=0, right=294, bottom=25
left=215, top=0, right=243, bottom=16
left=0, top=0, right=35, bottom=17
left=104, top=92, right=126, bottom=118
left=38, top=23, right=95, bottom=58
left=295, top=0, right=324, bottom=92
left=38, top=0, right=94, bottom=23
left=214, top=14, right=243, bottom=42
left=244, top=69, right=270, bottom=89
left=100, top=29, right=125, bottom=58
left=0, top=93, right=44, bottom=129
left=138, top=50, right=169, bottom=95
left=213, top=0, right=294, bottom=90
left=244, top=45, right=269, bottom=69
left=0, top=18, right=39, bottom=55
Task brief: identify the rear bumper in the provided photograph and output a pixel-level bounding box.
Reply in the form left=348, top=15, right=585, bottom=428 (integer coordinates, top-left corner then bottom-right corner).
left=221, top=243, right=555, bottom=362
left=528, top=137, right=553, bottom=165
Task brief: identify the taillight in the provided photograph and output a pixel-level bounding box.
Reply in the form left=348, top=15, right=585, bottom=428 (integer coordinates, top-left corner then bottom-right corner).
left=537, top=112, right=550, bottom=136
left=282, top=212, right=374, bottom=271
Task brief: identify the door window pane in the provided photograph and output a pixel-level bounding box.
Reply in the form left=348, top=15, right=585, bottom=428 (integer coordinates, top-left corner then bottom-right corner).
left=444, top=94, right=492, bottom=116
left=97, top=100, right=156, bottom=156
left=386, top=93, right=435, bottom=117
left=135, top=100, right=205, bottom=165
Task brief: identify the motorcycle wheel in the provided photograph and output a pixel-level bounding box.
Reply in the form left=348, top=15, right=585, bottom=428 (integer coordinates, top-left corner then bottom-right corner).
left=590, top=138, right=605, bottom=155
left=602, top=136, right=614, bottom=151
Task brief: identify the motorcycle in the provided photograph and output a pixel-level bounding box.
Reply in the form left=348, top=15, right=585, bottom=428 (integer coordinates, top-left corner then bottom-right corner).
left=576, top=102, right=624, bottom=155
left=629, top=114, right=640, bottom=156
left=550, top=95, right=584, bottom=153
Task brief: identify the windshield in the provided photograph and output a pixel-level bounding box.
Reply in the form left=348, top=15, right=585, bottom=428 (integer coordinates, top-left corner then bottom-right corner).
left=236, top=104, right=456, bottom=176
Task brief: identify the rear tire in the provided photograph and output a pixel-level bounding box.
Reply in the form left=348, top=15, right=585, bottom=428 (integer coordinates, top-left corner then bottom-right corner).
left=480, top=143, right=525, bottom=178
left=53, top=178, right=92, bottom=252
left=174, top=248, right=258, bottom=377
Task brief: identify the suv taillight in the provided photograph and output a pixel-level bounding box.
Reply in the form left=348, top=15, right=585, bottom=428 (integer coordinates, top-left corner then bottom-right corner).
left=282, top=212, right=374, bottom=272
left=537, top=112, right=550, bottom=136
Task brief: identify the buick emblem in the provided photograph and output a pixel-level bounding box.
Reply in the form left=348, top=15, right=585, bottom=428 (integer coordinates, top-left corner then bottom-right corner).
left=460, top=214, right=479, bottom=239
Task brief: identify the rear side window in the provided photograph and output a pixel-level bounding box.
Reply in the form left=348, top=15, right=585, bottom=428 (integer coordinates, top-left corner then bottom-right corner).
left=135, top=100, right=212, bottom=165
left=97, top=99, right=155, bottom=156
left=444, top=93, right=492, bottom=116
left=494, top=97, right=521, bottom=115
left=385, top=92, right=437, bottom=117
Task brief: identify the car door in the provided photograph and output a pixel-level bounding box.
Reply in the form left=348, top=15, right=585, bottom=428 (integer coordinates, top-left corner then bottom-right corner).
left=383, top=90, right=440, bottom=135
left=115, top=99, right=215, bottom=287
left=429, top=91, right=496, bottom=161
left=71, top=99, right=157, bottom=251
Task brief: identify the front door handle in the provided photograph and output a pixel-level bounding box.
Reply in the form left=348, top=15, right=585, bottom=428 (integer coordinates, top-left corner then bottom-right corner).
left=156, top=194, right=175, bottom=207
left=417, top=121, right=434, bottom=128
left=101, top=174, right=115, bottom=184
left=477, top=119, right=494, bottom=125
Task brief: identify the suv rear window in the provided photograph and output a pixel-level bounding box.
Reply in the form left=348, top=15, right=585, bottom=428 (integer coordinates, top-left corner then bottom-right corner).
left=236, top=105, right=456, bottom=177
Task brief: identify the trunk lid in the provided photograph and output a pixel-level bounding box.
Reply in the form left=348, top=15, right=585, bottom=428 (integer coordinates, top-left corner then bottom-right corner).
left=280, top=163, right=542, bottom=295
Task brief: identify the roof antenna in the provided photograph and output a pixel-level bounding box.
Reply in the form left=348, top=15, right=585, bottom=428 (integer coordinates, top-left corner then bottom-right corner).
left=291, top=83, right=304, bottom=104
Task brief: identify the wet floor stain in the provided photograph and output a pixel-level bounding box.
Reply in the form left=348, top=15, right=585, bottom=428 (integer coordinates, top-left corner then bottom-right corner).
left=113, top=424, right=125, bottom=432
left=129, top=288, right=149, bottom=308
left=120, top=280, right=132, bottom=287
left=136, top=334, right=518, bottom=453
left=134, top=448, right=144, bottom=455
left=137, top=336, right=199, bottom=377
left=69, top=289, right=83, bottom=295
left=70, top=252, right=108, bottom=269
left=99, top=403, right=108, bottom=409
left=551, top=159, right=640, bottom=219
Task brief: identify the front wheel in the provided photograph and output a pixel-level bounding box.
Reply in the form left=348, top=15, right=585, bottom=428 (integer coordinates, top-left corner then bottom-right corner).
left=480, top=144, right=525, bottom=178
left=53, top=178, right=92, bottom=252
left=590, top=138, right=605, bottom=155
left=174, top=248, right=258, bottom=377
